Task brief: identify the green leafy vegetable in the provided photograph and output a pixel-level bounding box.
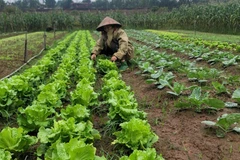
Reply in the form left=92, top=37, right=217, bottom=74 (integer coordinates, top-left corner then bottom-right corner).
left=202, top=113, right=240, bottom=137
left=0, top=127, right=37, bottom=152
left=232, top=89, right=240, bottom=104
left=112, top=118, right=158, bottom=150
left=17, top=104, right=55, bottom=132
left=0, top=149, right=12, bottom=160
left=120, top=148, right=164, bottom=160
left=60, top=104, right=90, bottom=123
left=38, top=118, right=100, bottom=144
left=44, top=138, right=106, bottom=160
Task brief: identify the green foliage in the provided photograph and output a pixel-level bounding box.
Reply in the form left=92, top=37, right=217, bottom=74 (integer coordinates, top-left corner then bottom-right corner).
left=167, top=82, right=194, bottom=97
left=38, top=118, right=100, bottom=144
left=232, top=89, right=240, bottom=103
left=75, top=65, right=96, bottom=82
left=120, top=148, right=164, bottom=160
left=175, top=87, right=225, bottom=112
left=70, top=78, right=98, bottom=106
left=107, top=89, right=146, bottom=123
left=17, top=104, right=55, bottom=132
left=112, top=118, right=158, bottom=150
left=0, top=0, right=5, bottom=11
left=60, top=104, right=90, bottom=123
left=236, top=45, right=240, bottom=52
left=145, top=68, right=175, bottom=89
left=202, top=113, right=240, bottom=137
left=46, top=0, right=56, bottom=8
left=101, top=77, right=130, bottom=98
left=0, top=127, right=37, bottom=152
left=0, top=81, right=19, bottom=117
left=0, top=149, right=11, bottom=160
left=103, top=70, right=121, bottom=80
left=96, top=59, right=118, bottom=74
left=139, top=62, right=155, bottom=74
left=212, top=81, right=229, bottom=95
left=43, top=138, right=106, bottom=160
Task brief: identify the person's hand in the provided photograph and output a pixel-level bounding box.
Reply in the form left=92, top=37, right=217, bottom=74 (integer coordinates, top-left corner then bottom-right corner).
left=91, top=54, right=96, bottom=60
left=111, top=55, right=118, bottom=62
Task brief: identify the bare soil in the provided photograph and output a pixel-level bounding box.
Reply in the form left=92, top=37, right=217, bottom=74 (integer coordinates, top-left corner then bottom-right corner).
left=0, top=32, right=67, bottom=79
left=1, top=31, right=240, bottom=160
left=121, top=68, right=240, bottom=160
left=92, top=35, right=240, bottom=160
left=92, top=66, right=240, bottom=160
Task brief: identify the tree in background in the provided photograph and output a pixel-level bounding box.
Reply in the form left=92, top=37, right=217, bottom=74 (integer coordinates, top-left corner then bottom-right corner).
left=93, top=0, right=109, bottom=9
left=19, top=0, right=40, bottom=9
left=0, top=0, right=239, bottom=11
left=82, top=0, right=91, bottom=2
left=46, top=0, right=56, bottom=8
left=0, top=0, right=6, bottom=11
left=59, top=0, right=72, bottom=9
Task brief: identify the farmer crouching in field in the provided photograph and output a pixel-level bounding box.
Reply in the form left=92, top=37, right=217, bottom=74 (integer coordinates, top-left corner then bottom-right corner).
left=91, top=16, right=134, bottom=71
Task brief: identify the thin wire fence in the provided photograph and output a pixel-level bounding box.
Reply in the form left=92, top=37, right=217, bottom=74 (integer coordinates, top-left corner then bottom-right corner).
left=0, top=31, right=67, bottom=80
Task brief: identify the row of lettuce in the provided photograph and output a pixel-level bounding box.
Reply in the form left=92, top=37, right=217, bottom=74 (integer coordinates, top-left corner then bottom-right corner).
left=0, top=30, right=101, bottom=159
left=0, top=31, right=75, bottom=118
left=96, top=59, right=163, bottom=159
left=0, top=30, right=164, bottom=159
left=127, top=29, right=240, bottom=138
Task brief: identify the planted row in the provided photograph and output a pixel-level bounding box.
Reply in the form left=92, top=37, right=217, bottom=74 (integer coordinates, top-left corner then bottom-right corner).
left=0, top=32, right=76, bottom=118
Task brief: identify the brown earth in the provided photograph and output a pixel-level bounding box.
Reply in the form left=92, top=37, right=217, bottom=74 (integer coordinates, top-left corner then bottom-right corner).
left=92, top=66, right=240, bottom=160
left=1, top=31, right=240, bottom=160
left=92, top=35, right=240, bottom=160
left=121, top=68, right=240, bottom=160
left=0, top=32, right=67, bottom=79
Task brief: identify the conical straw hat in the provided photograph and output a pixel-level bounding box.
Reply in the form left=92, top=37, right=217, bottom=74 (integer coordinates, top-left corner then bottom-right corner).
left=96, top=16, right=121, bottom=31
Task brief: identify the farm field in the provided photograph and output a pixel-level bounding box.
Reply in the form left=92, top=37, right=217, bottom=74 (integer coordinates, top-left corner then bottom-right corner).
left=0, top=31, right=68, bottom=79
left=0, top=29, right=240, bottom=160
left=122, top=30, right=240, bottom=160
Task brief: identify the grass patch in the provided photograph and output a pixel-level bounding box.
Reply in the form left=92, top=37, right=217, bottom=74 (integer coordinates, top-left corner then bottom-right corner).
left=166, top=29, right=240, bottom=44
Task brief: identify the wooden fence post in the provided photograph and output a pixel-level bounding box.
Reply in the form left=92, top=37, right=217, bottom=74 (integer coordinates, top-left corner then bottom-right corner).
left=53, top=23, right=56, bottom=39
left=43, top=31, right=47, bottom=50
left=24, top=32, right=28, bottom=63
left=194, top=20, right=197, bottom=35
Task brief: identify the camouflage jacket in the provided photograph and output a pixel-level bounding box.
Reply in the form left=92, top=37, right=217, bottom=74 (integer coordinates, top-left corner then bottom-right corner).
left=91, top=28, right=134, bottom=60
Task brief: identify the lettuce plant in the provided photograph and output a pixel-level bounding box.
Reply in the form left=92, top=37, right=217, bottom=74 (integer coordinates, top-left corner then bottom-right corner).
left=7, top=76, right=34, bottom=103
left=112, top=118, right=158, bottom=150
left=102, top=77, right=130, bottom=99
left=71, top=78, right=98, bottom=106
left=38, top=80, right=67, bottom=100
left=103, top=70, right=121, bottom=80
left=17, top=104, right=55, bottom=132
left=38, top=118, right=100, bottom=144
left=75, top=65, right=96, bottom=83
left=107, top=90, right=146, bottom=122
left=60, top=104, right=90, bottom=123
left=0, top=81, right=18, bottom=117
left=43, top=138, right=106, bottom=160
left=0, top=127, right=37, bottom=152
left=120, top=148, right=164, bottom=160
left=96, top=59, right=118, bottom=74
left=0, top=149, right=12, bottom=160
